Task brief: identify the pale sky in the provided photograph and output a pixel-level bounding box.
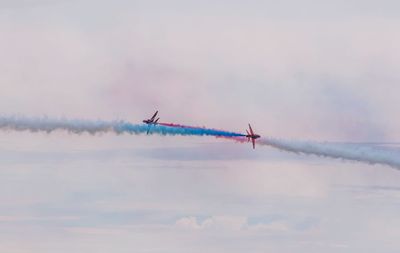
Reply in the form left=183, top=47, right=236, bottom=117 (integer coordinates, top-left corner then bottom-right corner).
left=0, top=1, right=400, bottom=252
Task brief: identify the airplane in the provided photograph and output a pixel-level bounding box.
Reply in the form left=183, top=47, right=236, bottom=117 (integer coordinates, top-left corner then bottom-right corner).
left=245, top=124, right=260, bottom=149
left=143, top=111, right=160, bottom=134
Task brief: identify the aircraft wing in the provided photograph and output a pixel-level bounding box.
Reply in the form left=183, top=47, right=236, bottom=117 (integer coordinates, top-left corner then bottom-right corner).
left=150, top=111, right=158, bottom=120
left=248, top=124, right=254, bottom=135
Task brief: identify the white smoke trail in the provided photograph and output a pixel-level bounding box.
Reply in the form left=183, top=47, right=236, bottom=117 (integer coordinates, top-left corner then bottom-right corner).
left=0, top=116, right=116, bottom=134
left=0, top=116, right=117, bottom=134
left=259, top=137, right=400, bottom=169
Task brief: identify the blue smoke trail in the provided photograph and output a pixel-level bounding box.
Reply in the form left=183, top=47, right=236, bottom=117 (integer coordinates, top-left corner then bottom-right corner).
left=0, top=115, right=244, bottom=138
left=115, top=122, right=244, bottom=137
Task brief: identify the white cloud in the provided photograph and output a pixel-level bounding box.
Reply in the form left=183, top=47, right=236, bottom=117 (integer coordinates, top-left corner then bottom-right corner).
left=175, top=215, right=294, bottom=233
left=175, top=216, right=247, bottom=231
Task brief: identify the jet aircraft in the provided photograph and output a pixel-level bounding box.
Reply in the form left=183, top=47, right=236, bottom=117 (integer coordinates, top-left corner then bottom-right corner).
left=143, top=111, right=160, bottom=134
left=245, top=124, right=260, bottom=149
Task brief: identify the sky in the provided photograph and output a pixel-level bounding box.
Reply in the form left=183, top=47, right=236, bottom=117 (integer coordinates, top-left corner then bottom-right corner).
left=1, top=1, right=400, bottom=252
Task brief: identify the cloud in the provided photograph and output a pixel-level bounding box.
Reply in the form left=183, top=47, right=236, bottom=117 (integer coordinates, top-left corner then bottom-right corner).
left=175, top=216, right=297, bottom=234
left=175, top=216, right=247, bottom=231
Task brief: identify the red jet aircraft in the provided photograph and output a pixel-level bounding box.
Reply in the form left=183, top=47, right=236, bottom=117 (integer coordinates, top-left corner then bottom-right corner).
left=245, top=124, right=261, bottom=149
left=143, top=111, right=160, bottom=134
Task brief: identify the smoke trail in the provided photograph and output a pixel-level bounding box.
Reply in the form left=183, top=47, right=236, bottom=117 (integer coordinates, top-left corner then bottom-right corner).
left=159, top=122, right=203, bottom=129
left=3, top=115, right=399, bottom=169
left=0, top=115, right=244, bottom=138
left=258, top=137, right=400, bottom=169
left=158, top=122, right=246, bottom=137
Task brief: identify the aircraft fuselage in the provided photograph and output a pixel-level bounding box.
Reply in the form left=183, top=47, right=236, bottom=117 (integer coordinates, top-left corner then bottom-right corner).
left=246, top=134, right=260, bottom=139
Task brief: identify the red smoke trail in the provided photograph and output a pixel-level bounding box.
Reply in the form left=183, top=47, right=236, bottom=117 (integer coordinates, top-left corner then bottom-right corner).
left=215, top=135, right=248, bottom=143
left=158, top=122, right=201, bottom=129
